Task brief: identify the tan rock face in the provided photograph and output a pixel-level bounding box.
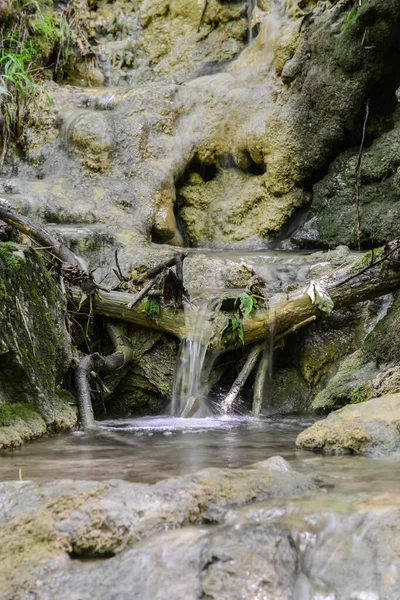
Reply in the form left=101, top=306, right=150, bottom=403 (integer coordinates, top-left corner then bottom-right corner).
left=5, top=0, right=400, bottom=267
left=297, top=393, right=400, bottom=455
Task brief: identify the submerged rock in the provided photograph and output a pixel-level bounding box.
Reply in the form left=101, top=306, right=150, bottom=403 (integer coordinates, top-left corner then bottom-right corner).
left=297, top=393, right=400, bottom=454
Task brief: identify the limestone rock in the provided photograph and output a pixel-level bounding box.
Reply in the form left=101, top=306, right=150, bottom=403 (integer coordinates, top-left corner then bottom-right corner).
left=0, top=458, right=316, bottom=598
left=294, top=106, right=400, bottom=248
left=297, top=393, right=400, bottom=454
left=6, top=0, right=399, bottom=261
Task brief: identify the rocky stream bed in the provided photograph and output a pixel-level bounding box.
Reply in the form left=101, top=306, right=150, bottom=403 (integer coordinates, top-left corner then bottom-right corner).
left=2, top=0, right=400, bottom=597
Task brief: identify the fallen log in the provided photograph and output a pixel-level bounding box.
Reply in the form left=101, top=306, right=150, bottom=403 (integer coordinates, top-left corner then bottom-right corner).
left=220, top=343, right=263, bottom=413
left=70, top=241, right=400, bottom=352
left=69, top=287, right=187, bottom=339
left=223, top=315, right=318, bottom=414
left=0, top=202, right=85, bottom=270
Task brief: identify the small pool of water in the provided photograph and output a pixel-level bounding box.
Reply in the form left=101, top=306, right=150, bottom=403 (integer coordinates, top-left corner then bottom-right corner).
left=1, top=415, right=400, bottom=499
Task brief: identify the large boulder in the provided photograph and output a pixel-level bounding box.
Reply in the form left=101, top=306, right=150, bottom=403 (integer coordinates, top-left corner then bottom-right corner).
left=296, top=393, right=400, bottom=454
left=311, top=291, right=400, bottom=412
left=0, top=243, right=76, bottom=448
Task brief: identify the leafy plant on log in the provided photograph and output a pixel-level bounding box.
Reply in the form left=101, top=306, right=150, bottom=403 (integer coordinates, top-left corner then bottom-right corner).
left=222, top=292, right=258, bottom=348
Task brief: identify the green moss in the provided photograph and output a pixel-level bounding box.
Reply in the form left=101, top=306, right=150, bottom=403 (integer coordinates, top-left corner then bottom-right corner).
left=348, top=247, right=384, bottom=274
left=348, top=385, right=365, bottom=405
left=109, top=388, right=164, bottom=417
left=0, top=403, right=41, bottom=427
left=0, top=242, right=71, bottom=416
left=0, top=242, right=25, bottom=268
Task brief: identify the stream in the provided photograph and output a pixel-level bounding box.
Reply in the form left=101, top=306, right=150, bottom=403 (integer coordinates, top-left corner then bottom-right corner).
left=1, top=415, right=400, bottom=499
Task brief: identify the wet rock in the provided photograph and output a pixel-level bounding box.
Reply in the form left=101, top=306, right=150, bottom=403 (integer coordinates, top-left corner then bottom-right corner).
left=62, top=110, right=112, bottom=172
left=7, top=0, right=399, bottom=261
left=310, top=292, right=398, bottom=411
left=229, top=491, right=400, bottom=600
left=0, top=243, right=75, bottom=448
left=178, top=168, right=308, bottom=247
left=67, top=58, right=105, bottom=87
left=297, top=393, right=400, bottom=454
left=0, top=458, right=316, bottom=598
left=311, top=348, right=379, bottom=411
left=4, top=459, right=400, bottom=599
left=106, top=327, right=179, bottom=416
left=265, top=366, right=312, bottom=414
left=294, top=105, right=400, bottom=248
left=201, top=521, right=298, bottom=600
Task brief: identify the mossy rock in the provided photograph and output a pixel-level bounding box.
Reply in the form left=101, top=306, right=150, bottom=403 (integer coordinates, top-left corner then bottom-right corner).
left=294, top=110, right=400, bottom=248
left=0, top=243, right=74, bottom=446
left=100, top=327, right=178, bottom=417
left=0, top=403, right=47, bottom=449
left=311, top=349, right=378, bottom=412
left=363, top=291, right=400, bottom=365
left=297, top=393, right=400, bottom=455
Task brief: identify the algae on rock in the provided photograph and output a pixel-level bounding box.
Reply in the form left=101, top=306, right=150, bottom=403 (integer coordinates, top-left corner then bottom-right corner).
left=0, top=243, right=75, bottom=447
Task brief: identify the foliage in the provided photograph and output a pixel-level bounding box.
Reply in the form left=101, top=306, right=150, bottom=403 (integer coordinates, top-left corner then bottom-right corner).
left=234, top=292, right=257, bottom=318
left=0, top=54, right=51, bottom=137
left=307, top=280, right=334, bottom=314
left=343, top=7, right=358, bottom=34
left=222, top=315, right=244, bottom=347
left=0, top=0, right=72, bottom=165
left=222, top=292, right=258, bottom=348
left=145, top=295, right=161, bottom=318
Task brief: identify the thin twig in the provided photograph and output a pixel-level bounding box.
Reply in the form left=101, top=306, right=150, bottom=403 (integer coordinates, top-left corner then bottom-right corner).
left=127, top=273, right=163, bottom=310
left=197, top=0, right=209, bottom=32
left=335, top=242, right=400, bottom=288
left=355, top=100, right=370, bottom=250
left=114, top=249, right=125, bottom=281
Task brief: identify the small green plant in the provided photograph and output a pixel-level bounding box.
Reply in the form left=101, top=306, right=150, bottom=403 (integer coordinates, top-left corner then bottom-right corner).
left=145, top=295, right=161, bottom=318
left=222, top=315, right=244, bottom=347
left=343, top=7, right=358, bottom=32
left=0, top=54, right=52, bottom=137
left=348, top=386, right=364, bottom=404
left=235, top=292, right=258, bottom=318
left=222, top=292, right=258, bottom=348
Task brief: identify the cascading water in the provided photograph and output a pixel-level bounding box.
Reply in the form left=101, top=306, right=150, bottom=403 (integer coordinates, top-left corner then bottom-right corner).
left=247, top=0, right=257, bottom=44
left=171, top=296, right=220, bottom=418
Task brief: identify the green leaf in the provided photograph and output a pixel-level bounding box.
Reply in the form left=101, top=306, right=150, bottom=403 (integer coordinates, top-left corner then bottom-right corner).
left=222, top=315, right=244, bottom=348
left=145, top=296, right=160, bottom=318
left=235, top=292, right=258, bottom=318
left=78, top=293, right=88, bottom=311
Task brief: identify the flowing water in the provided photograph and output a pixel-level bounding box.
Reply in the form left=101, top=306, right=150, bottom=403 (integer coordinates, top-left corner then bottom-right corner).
left=1, top=415, right=400, bottom=500
left=171, top=297, right=220, bottom=418
left=171, top=248, right=328, bottom=418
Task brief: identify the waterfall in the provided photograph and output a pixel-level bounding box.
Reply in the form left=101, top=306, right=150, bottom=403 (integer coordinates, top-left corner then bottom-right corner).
left=247, top=0, right=257, bottom=44
left=171, top=297, right=220, bottom=418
